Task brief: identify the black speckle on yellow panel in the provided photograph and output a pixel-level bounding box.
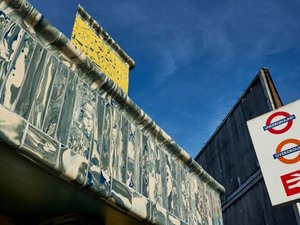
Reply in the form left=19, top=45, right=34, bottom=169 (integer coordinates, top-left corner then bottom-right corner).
left=71, top=15, right=130, bottom=93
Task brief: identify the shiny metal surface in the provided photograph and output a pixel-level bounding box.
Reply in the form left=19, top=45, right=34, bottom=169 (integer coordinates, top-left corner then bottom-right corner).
left=0, top=0, right=224, bottom=224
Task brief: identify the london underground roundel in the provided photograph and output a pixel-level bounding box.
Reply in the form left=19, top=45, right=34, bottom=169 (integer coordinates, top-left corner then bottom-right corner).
left=264, top=111, right=295, bottom=134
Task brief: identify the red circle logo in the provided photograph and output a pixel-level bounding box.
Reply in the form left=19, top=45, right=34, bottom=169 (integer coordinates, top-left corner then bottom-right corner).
left=265, top=111, right=293, bottom=134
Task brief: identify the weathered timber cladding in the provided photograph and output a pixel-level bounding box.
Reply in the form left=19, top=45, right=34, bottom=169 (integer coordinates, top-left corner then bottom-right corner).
left=223, top=179, right=298, bottom=225
left=197, top=76, right=269, bottom=195
left=195, top=70, right=299, bottom=225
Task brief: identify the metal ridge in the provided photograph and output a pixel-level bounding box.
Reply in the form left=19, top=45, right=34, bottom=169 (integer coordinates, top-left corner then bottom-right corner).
left=1, top=0, right=225, bottom=195
left=76, top=4, right=135, bottom=70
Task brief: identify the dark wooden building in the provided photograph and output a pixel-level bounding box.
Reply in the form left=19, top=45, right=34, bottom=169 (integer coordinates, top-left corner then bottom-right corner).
left=195, top=68, right=300, bottom=225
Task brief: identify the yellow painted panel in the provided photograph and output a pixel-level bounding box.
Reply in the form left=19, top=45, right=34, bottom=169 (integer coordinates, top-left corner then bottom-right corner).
left=71, top=15, right=129, bottom=93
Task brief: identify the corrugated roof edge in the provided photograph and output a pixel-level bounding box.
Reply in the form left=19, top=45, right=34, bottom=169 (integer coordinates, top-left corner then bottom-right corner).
left=1, top=0, right=224, bottom=195
left=195, top=68, right=282, bottom=161
left=76, top=4, right=135, bottom=70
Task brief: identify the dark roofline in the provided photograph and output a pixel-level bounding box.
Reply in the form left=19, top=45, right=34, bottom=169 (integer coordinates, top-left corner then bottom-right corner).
left=195, top=68, right=282, bottom=161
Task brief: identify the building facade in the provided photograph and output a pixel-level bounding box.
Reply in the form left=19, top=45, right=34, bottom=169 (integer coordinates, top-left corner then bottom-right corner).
left=0, top=0, right=224, bottom=224
left=195, top=69, right=300, bottom=225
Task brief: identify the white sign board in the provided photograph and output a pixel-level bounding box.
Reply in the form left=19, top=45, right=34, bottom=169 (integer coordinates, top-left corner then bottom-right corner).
left=247, top=99, right=300, bottom=206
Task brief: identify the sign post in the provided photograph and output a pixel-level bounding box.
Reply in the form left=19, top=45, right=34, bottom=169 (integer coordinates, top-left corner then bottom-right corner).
left=247, top=99, right=300, bottom=206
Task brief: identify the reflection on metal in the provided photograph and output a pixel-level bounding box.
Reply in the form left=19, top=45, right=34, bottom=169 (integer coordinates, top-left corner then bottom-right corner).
left=0, top=0, right=224, bottom=224
left=71, top=5, right=134, bottom=94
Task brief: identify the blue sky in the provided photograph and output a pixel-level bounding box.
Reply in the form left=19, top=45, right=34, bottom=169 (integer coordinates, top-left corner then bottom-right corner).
left=29, top=0, right=300, bottom=157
